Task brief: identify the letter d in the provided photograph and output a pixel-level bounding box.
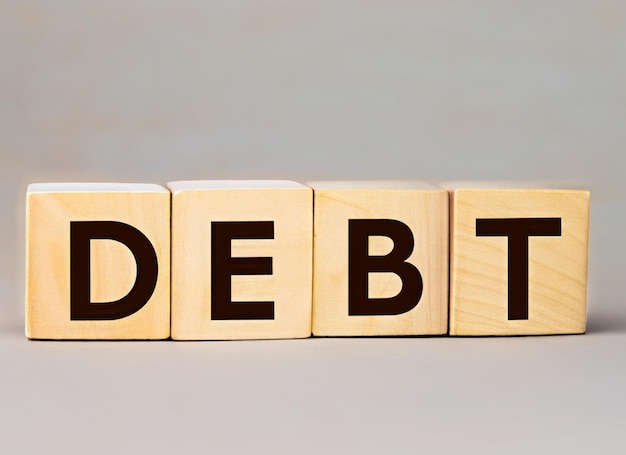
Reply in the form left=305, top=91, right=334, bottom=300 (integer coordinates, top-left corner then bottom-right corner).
left=70, top=221, right=158, bottom=320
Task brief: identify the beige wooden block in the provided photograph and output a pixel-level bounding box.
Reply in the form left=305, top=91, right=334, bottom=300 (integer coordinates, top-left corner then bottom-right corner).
left=168, top=180, right=312, bottom=340
left=444, top=182, right=590, bottom=336
left=309, top=181, right=449, bottom=336
left=26, top=183, right=171, bottom=340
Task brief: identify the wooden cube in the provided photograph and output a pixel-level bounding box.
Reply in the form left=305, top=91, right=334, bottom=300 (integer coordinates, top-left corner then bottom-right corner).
left=168, top=180, right=312, bottom=340
left=26, top=183, right=171, bottom=340
left=309, top=181, right=449, bottom=337
left=444, top=182, right=590, bottom=336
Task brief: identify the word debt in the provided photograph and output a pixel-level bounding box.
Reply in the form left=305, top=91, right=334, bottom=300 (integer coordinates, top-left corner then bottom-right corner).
left=25, top=181, right=590, bottom=340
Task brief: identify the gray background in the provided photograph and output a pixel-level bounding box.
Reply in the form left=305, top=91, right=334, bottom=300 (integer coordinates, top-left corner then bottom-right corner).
left=1, top=1, right=625, bottom=453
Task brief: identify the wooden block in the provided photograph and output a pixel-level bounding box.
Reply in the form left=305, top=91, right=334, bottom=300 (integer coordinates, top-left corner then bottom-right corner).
left=26, top=183, right=171, bottom=340
left=444, top=182, right=590, bottom=336
left=168, top=180, right=312, bottom=340
left=309, top=181, right=449, bottom=337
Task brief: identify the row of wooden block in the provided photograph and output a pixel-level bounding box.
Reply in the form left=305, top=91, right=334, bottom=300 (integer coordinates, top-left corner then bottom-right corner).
left=25, top=181, right=590, bottom=340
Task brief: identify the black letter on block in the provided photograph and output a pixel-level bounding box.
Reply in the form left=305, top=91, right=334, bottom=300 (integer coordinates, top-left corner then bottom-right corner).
left=348, top=219, right=423, bottom=316
left=476, top=217, right=562, bottom=320
left=70, top=221, right=158, bottom=320
left=211, top=221, right=275, bottom=320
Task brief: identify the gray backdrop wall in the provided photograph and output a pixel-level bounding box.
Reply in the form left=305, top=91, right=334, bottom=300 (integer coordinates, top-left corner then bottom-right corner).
left=2, top=1, right=624, bottom=326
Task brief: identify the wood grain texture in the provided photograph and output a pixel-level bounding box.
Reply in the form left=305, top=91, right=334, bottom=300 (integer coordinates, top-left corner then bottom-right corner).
left=168, top=180, right=312, bottom=340
left=25, top=183, right=170, bottom=339
left=309, top=181, right=449, bottom=336
left=444, top=182, right=590, bottom=336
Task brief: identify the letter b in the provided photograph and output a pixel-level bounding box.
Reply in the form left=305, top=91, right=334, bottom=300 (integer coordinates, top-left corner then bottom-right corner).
left=348, top=219, right=423, bottom=316
left=311, top=182, right=449, bottom=336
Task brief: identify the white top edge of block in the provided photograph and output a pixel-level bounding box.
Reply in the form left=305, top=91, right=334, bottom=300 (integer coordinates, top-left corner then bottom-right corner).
left=27, top=183, right=169, bottom=193
left=306, top=181, right=442, bottom=190
left=440, top=181, right=589, bottom=191
left=167, top=180, right=309, bottom=192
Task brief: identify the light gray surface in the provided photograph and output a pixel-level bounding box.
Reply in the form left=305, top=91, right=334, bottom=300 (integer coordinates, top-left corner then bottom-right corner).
left=2, top=328, right=626, bottom=454
left=1, top=1, right=625, bottom=453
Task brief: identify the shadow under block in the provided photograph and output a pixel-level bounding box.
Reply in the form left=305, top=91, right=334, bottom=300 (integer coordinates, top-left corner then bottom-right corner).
left=445, top=183, right=590, bottom=336
left=25, top=183, right=171, bottom=340
left=168, top=181, right=313, bottom=340
left=309, top=181, right=449, bottom=337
